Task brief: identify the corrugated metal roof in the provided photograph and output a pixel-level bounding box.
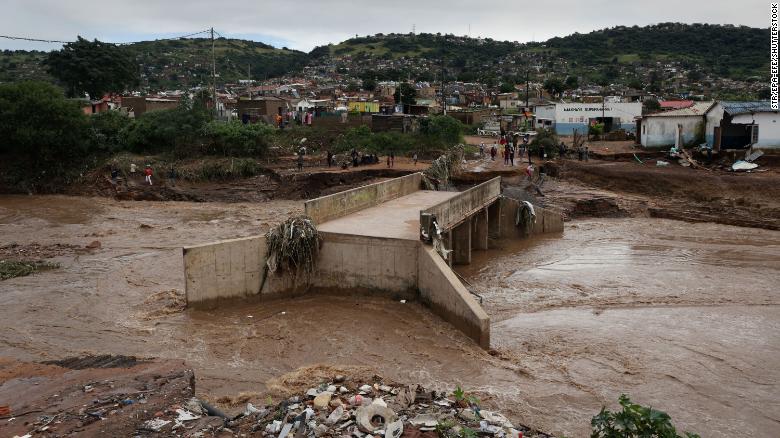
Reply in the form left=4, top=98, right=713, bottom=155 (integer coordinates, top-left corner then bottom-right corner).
left=721, top=101, right=775, bottom=115
left=645, top=101, right=714, bottom=117
left=659, top=100, right=694, bottom=109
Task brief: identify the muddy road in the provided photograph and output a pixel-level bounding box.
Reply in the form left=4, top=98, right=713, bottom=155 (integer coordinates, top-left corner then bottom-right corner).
left=1, top=196, right=779, bottom=437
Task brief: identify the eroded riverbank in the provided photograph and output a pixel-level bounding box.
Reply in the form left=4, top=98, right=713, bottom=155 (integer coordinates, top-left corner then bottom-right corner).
left=1, top=196, right=778, bottom=437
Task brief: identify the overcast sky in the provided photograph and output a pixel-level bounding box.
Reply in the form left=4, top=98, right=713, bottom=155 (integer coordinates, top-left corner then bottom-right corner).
left=1, top=0, right=771, bottom=52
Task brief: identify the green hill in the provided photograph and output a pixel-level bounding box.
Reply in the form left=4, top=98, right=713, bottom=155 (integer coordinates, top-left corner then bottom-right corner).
left=0, top=37, right=307, bottom=90
left=541, top=23, right=769, bottom=79
left=0, top=23, right=770, bottom=91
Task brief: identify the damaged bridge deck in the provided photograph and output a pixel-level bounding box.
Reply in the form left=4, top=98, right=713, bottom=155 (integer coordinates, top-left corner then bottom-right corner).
left=316, top=190, right=460, bottom=240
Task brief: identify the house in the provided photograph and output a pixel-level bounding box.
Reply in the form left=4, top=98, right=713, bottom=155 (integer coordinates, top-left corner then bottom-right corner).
left=705, top=101, right=780, bottom=150
left=347, top=101, right=380, bottom=113
left=639, top=102, right=714, bottom=148
left=533, top=102, right=642, bottom=135
left=120, top=96, right=178, bottom=118
left=237, top=96, right=289, bottom=123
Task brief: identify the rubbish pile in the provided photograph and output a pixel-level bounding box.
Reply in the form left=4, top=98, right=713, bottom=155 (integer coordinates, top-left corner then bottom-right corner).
left=146, top=376, right=549, bottom=438
left=423, top=145, right=465, bottom=190
left=265, top=215, right=321, bottom=276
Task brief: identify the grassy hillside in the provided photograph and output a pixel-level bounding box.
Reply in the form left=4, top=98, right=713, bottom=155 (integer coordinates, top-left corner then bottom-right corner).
left=542, top=23, right=769, bottom=79
left=0, top=37, right=307, bottom=90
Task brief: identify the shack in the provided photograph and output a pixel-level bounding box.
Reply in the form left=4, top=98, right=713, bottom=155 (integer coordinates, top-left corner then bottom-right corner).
left=705, top=101, right=780, bottom=150
left=639, top=102, right=713, bottom=148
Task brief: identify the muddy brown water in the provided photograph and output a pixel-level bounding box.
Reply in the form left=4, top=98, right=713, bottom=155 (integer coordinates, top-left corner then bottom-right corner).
left=1, top=195, right=778, bottom=437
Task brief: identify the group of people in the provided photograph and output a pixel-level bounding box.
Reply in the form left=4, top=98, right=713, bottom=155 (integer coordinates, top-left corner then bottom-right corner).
left=275, top=110, right=314, bottom=129
left=109, top=162, right=161, bottom=186
left=480, top=132, right=534, bottom=167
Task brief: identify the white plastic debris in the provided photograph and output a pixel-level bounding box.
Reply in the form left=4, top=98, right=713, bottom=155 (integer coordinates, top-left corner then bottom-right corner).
left=385, top=419, right=404, bottom=438
left=244, top=403, right=260, bottom=416
left=326, top=405, right=344, bottom=425
left=359, top=384, right=373, bottom=392
left=142, top=418, right=171, bottom=432
left=371, top=397, right=387, bottom=408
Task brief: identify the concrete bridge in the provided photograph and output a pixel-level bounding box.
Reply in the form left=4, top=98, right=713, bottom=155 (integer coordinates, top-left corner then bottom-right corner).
left=182, top=173, right=563, bottom=348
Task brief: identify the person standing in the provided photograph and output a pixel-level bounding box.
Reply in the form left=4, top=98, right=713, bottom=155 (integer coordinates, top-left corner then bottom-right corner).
left=144, top=164, right=153, bottom=185
left=525, top=163, right=534, bottom=181
left=584, top=146, right=589, bottom=161
left=490, top=144, right=497, bottom=161
left=168, top=166, right=176, bottom=186
left=413, top=152, right=418, bottom=166
left=390, top=151, right=395, bottom=168
left=326, top=150, right=333, bottom=168
left=479, top=142, right=485, bottom=158
left=509, top=144, right=515, bottom=166
left=110, top=165, right=119, bottom=184
left=297, top=152, right=304, bottom=171
left=130, top=163, right=137, bottom=178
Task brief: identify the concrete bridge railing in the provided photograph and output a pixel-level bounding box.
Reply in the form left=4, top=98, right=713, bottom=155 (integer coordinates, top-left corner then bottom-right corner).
left=419, top=177, right=501, bottom=231
left=304, top=172, right=422, bottom=224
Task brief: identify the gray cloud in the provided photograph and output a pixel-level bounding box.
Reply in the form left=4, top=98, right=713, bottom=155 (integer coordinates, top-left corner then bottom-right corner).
left=1, top=0, right=770, bottom=52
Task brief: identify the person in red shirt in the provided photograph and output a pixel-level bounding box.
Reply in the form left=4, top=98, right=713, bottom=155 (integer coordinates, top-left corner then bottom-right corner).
left=144, top=165, right=153, bottom=185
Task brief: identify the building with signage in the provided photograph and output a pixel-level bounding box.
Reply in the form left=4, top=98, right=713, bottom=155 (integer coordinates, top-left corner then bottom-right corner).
left=533, top=102, right=642, bottom=135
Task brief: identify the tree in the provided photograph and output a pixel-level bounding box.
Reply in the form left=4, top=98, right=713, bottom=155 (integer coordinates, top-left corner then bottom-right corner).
left=643, top=98, right=661, bottom=114
left=46, top=37, right=138, bottom=98
left=393, top=82, right=417, bottom=106
left=0, top=81, right=91, bottom=189
left=499, top=82, right=515, bottom=93
left=628, top=78, right=644, bottom=90
left=543, top=77, right=565, bottom=98
left=362, top=77, right=377, bottom=91
left=564, top=75, right=579, bottom=90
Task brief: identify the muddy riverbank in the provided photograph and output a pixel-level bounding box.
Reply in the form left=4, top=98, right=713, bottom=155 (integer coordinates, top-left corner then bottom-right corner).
left=1, top=195, right=778, bottom=437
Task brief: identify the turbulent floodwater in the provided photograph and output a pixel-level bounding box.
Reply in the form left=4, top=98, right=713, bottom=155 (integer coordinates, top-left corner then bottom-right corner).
left=1, top=196, right=778, bottom=437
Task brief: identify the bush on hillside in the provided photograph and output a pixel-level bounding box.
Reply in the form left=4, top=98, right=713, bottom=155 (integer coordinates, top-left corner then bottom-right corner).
left=0, top=81, right=92, bottom=191
left=201, top=120, right=274, bottom=156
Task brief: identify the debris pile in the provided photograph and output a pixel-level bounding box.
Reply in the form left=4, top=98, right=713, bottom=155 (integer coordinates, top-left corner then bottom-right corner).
left=155, top=376, right=549, bottom=438
left=423, top=145, right=465, bottom=190
left=265, top=215, right=321, bottom=275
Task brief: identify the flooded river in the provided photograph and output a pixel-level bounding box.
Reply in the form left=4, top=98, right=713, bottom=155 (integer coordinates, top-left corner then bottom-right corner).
left=0, top=196, right=778, bottom=437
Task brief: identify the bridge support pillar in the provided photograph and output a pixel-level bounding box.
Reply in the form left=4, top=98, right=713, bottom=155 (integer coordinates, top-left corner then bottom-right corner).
left=452, top=218, right=472, bottom=265
left=487, top=200, right=501, bottom=246
left=473, top=208, right=489, bottom=251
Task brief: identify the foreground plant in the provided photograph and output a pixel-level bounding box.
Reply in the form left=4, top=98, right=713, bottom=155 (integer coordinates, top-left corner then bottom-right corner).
left=591, top=395, right=700, bottom=438
left=0, top=260, right=59, bottom=280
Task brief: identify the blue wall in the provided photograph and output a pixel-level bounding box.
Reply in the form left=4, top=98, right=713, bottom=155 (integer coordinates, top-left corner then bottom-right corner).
left=553, top=122, right=636, bottom=135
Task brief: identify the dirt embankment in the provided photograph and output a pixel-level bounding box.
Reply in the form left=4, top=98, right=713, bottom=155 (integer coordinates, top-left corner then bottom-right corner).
left=549, top=160, right=780, bottom=230
left=72, top=156, right=422, bottom=203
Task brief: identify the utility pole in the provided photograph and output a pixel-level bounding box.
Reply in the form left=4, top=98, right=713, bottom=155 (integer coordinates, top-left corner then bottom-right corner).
left=441, top=57, right=446, bottom=115
left=211, top=27, right=217, bottom=118
left=525, top=70, right=529, bottom=110
left=248, top=64, right=252, bottom=99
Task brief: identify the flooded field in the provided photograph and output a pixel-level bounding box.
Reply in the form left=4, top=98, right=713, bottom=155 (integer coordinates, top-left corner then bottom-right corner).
left=1, top=196, right=778, bottom=437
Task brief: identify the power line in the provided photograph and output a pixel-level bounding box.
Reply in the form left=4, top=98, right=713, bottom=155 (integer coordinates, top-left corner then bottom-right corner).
left=0, top=35, right=70, bottom=44
left=0, top=29, right=213, bottom=46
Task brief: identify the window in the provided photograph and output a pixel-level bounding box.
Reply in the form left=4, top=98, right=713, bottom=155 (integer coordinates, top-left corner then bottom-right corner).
left=751, top=125, right=759, bottom=143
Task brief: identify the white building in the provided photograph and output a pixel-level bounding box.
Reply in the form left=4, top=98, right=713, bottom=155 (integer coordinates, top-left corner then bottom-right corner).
left=639, top=102, right=714, bottom=148
left=705, top=101, right=780, bottom=150
left=533, top=102, right=642, bottom=135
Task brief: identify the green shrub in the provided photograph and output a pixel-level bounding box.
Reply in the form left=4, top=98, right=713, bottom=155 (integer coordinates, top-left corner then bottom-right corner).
left=89, top=110, right=131, bottom=152
left=591, top=395, right=700, bottom=438
left=121, top=95, right=211, bottom=155
left=202, top=120, right=274, bottom=156
left=529, top=128, right=559, bottom=158
left=0, top=81, right=92, bottom=191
